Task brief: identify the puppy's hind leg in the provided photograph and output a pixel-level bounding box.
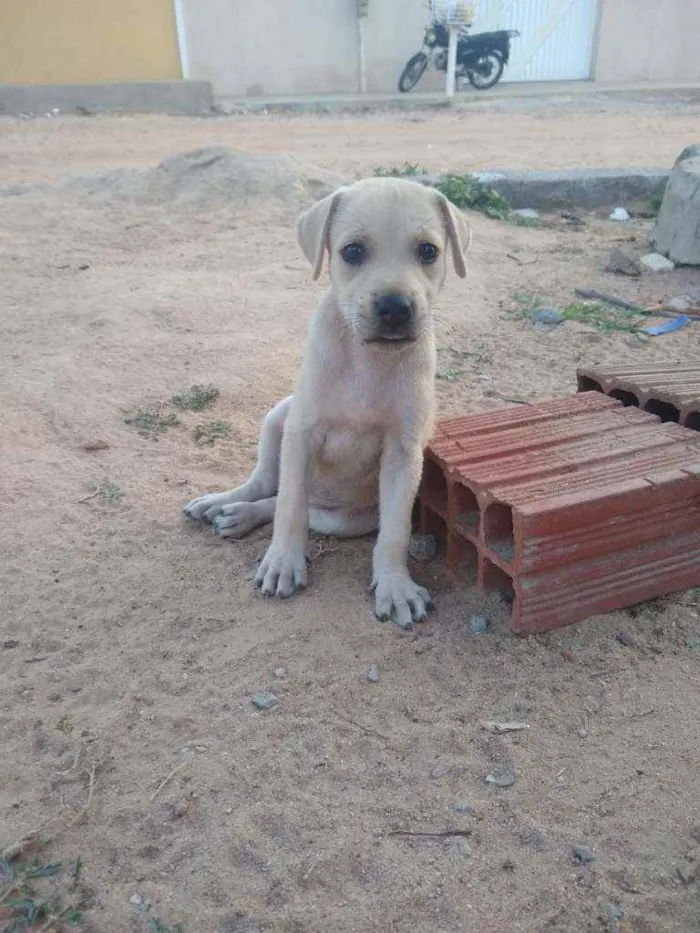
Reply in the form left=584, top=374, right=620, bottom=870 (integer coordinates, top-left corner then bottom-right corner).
left=183, top=396, right=292, bottom=525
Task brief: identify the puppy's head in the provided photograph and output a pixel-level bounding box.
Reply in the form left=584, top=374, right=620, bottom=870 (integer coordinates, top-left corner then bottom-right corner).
left=297, top=177, right=470, bottom=347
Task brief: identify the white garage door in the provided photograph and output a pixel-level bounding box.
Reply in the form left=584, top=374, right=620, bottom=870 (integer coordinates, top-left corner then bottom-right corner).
left=473, top=0, right=599, bottom=81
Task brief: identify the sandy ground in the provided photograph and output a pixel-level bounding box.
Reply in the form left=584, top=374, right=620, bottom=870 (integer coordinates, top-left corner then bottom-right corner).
left=1, top=102, right=700, bottom=933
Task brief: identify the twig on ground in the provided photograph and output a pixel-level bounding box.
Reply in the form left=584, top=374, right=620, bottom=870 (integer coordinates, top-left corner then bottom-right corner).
left=66, top=761, right=98, bottom=828
left=334, top=711, right=390, bottom=742
left=150, top=760, right=187, bottom=801
left=77, top=491, right=99, bottom=504
left=388, top=829, right=472, bottom=839
left=574, top=288, right=649, bottom=313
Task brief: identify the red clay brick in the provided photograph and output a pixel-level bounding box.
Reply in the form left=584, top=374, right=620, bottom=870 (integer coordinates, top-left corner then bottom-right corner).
left=577, top=363, right=700, bottom=430
left=417, top=392, right=700, bottom=634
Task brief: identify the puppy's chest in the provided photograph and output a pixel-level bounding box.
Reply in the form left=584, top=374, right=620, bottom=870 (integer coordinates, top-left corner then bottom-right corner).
left=310, top=421, right=382, bottom=471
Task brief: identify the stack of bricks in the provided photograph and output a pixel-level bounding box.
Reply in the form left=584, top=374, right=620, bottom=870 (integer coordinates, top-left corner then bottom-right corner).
left=577, top=363, right=700, bottom=431
left=416, top=391, right=700, bottom=634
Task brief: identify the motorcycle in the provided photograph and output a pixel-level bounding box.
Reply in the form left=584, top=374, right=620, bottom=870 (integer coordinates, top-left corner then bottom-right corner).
left=398, top=21, right=520, bottom=92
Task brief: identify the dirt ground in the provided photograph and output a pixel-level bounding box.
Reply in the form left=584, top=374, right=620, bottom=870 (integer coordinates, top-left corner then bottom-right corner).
left=1, top=101, right=700, bottom=933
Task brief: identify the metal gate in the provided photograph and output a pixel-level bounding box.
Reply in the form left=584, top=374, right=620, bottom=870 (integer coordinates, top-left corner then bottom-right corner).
left=473, top=0, right=599, bottom=81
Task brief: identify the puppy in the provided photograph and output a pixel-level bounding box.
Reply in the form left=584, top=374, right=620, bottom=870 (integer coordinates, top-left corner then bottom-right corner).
left=184, top=177, right=470, bottom=627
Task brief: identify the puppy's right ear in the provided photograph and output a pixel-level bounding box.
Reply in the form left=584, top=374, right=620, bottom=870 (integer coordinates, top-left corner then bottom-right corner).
left=297, top=188, right=347, bottom=281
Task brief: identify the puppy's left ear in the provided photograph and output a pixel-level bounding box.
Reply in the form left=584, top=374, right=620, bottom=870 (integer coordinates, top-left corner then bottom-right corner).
left=435, top=192, right=471, bottom=278
left=297, top=187, right=348, bottom=281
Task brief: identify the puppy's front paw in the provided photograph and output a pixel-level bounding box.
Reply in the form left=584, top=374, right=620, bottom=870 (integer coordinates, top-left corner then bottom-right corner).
left=372, top=571, right=433, bottom=629
left=255, top=543, right=308, bottom=598
left=183, top=491, right=231, bottom=523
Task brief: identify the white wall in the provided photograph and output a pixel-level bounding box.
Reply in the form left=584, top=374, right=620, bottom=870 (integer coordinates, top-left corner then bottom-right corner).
left=183, top=0, right=700, bottom=97
left=182, top=0, right=360, bottom=97
left=594, top=0, right=700, bottom=83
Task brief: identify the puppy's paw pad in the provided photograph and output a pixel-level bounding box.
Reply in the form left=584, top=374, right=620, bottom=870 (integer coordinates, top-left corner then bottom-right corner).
left=255, top=543, right=308, bottom=598
left=372, top=572, right=432, bottom=629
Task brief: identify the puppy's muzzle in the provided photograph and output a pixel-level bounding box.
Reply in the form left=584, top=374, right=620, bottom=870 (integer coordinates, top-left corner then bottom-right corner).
left=371, top=292, right=416, bottom=343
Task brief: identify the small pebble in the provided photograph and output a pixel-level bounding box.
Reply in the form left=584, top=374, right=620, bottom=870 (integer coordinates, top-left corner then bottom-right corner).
left=485, top=768, right=515, bottom=788
left=561, top=648, right=575, bottom=663
left=453, top=837, right=471, bottom=857
left=615, top=630, right=635, bottom=647
left=572, top=843, right=596, bottom=863
left=453, top=802, right=475, bottom=813
left=251, top=692, right=278, bottom=711
left=511, top=208, right=540, bottom=220
left=609, top=207, right=630, bottom=221
left=2, top=639, right=20, bottom=650
left=431, top=761, right=453, bottom=779
left=531, top=308, right=563, bottom=330
left=367, top=664, right=380, bottom=683
left=273, top=666, right=288, bottom=679
left=408, top=533, right=438, bottom=563
left=601, top=902, right=623, bottom=926
left=469, top=613, right=490, bottom=635
left=640, top=252, right=675, bottom=273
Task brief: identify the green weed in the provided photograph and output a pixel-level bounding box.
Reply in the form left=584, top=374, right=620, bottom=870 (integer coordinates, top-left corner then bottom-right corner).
left=171, top=384, right=220, bottom=412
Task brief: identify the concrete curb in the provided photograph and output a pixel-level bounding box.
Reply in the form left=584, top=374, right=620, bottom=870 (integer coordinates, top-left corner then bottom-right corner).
left=214, top=82, right=700, bottom=115
left=0, top=81, right=214, bottom=116
left=469, top=168, right=670, bottom=210
left=409, top=168, right=669, bottom=210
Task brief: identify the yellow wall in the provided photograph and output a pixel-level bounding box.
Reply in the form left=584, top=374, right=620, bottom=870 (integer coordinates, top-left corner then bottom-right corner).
left=0, top=0, right=181, bottom=85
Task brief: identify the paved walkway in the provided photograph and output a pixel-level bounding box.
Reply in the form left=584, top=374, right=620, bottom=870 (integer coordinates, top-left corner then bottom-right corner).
left=217, top=80, right=700, bottom=113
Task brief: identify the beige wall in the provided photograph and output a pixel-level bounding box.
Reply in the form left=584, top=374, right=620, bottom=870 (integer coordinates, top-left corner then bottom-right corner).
left=594, top=0, right=700, bottom=83
left=0, top=0, right=181, bottom=85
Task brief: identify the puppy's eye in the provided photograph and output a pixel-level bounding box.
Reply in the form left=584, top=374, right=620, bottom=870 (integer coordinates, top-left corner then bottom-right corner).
left=417, top=242, right=439, bottom=265
left=340, top=242, right=366, bottom=266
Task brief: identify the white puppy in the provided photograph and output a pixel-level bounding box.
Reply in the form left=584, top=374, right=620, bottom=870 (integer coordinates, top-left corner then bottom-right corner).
left=184, top=177, right=470, bottom=627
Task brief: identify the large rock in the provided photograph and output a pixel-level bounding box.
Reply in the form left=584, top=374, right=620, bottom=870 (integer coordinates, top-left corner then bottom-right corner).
left=652, top=146, right=700, bottom=266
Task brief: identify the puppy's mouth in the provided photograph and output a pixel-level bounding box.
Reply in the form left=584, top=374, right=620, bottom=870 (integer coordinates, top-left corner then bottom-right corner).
left=364, top=334, right=418, bottom=347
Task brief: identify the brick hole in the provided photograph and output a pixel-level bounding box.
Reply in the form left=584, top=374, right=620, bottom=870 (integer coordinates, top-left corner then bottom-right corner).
left=454, top=482, right=480, bottom=535
left=643, top=398, right=680, bottom=423
left=684, top=410, right=700, bottom=432
left=421, top=458, right=448, bottom=515
left=609, top=388, right=639, bottom=407
left=578, top=376, right=603, bottom=393
left=483, top=502, right=515, bottom=563
left=423, top=506, right=447, bottom=554
left=411, top=498, right=421, bottom=531
left=449, top=533, right=478, bottom=585
left=482, top=558, right=515, bottom=608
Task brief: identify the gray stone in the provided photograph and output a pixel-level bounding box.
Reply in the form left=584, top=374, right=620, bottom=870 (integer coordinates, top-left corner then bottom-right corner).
left=367, top=664, right=380, bottom=683
left=452, top=837, right=472, bottom=856
left=640, top=252, right=675, bottom=273
left=665, top=294, right=694, bottom=311
left=408, top=533, right=438, bottom=563
left=532, top=308, right=564, bottom=329
left=600, top=902, right=624, bottom=928
left=273, top=666, right=288, bottom=679
left=453, top=802, right=475, bottom=813
left=604, top=248, right=642, bottom=277
left=510, top=208, right=540, bottom=219
left=653, top=150, right=700, bottom=264
left=251, top=692, right=278, bottom=711
left=609, top=207, right=630, bottom=221
left=485, top=768, right=515, bottom=788
left=469, top=613, right=490, bottom=635
left=572, top=843, right=596, bottom=863
left=431, top=761, right=453, bottom=779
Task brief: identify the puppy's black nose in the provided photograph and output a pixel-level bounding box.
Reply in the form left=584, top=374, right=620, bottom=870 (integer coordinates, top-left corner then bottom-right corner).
left=373, top=292, right=414, bottom=329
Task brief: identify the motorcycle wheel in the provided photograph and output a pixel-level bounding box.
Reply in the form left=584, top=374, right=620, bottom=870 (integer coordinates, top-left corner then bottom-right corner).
left=398, top=53, right=428, bottom=93
left=466, top=52, right=504, bottom=90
